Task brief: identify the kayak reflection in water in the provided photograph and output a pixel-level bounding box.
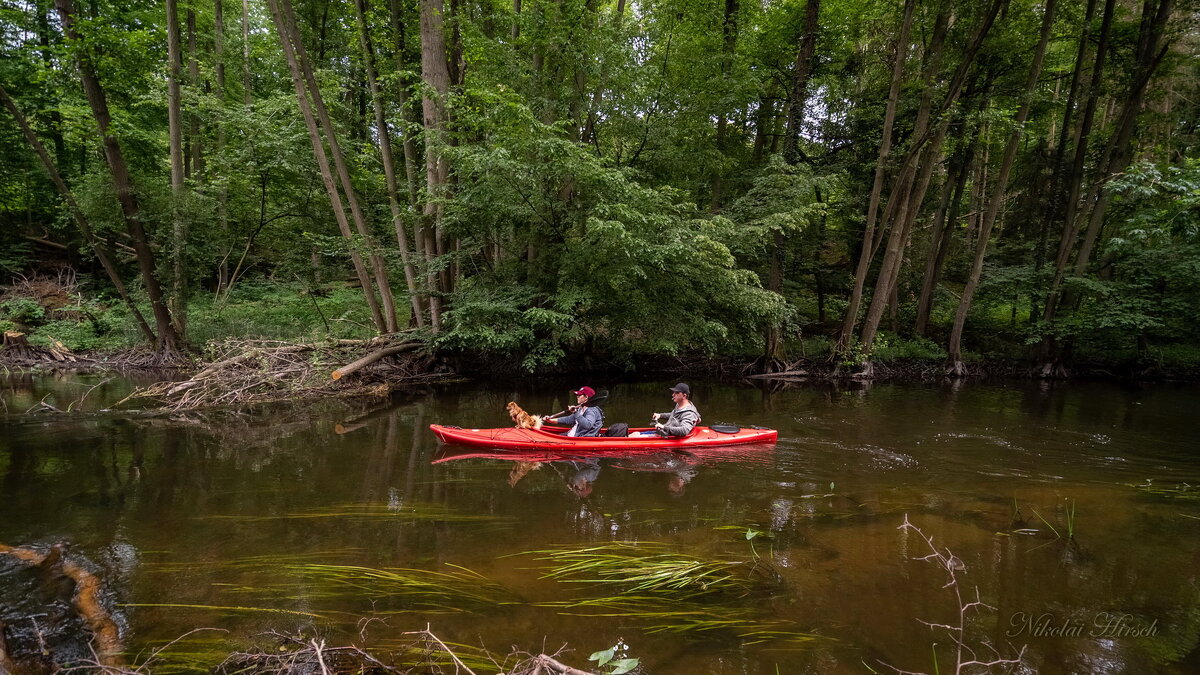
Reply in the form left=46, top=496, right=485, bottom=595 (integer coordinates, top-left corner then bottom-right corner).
left=566, top=458, right=601, bottom=498
left=612, top=451, right=698, bottom=496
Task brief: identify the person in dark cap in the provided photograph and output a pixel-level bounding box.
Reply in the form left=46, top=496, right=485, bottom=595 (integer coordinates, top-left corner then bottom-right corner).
left=546, top=386, right=604, bottom=437
left=650, top=383, right=700, bottom=437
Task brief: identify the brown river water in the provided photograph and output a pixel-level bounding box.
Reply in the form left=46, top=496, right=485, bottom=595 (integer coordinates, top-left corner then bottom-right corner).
left=1, top=373, right=1198, bottom=674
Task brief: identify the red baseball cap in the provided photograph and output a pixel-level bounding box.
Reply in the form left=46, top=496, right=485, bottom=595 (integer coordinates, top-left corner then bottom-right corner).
left=572, top=386, right=596, bottom=397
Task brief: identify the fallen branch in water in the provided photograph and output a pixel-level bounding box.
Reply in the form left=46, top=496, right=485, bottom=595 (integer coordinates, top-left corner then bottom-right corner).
left=332, top=341, right=421, bottom=380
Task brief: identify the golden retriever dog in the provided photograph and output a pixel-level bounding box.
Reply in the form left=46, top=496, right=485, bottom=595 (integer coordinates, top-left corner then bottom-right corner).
left=506, top=401, right=543, bottom=430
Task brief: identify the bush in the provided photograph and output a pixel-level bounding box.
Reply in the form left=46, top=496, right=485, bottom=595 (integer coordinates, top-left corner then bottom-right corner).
left=870, top=335, right=947, bottom=363
left=0, top=297, right=46, bottom=327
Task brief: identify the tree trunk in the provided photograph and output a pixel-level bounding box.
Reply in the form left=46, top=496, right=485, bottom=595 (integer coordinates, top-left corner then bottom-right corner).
left=913, top=98, right=984, bottom=337
left=1040, top=0, right=1116, bottom=330
left=419, top=0, right=453, bottom=331
left=242, top=0, right=253, bottom=104
left=167, top=0, right=189, bottom=338
left=862, top=0, right=1003, bottom=355
left=859, top=2, right=988, bottom=355
left=186, top=9, right=203, bottom=178
left=835, top=0, right=915, bottom=356
left=278, top=0, right=397, bottom=333
left=355, top=0, right=426, bottom=328
left=214, top=0, right=230, bottom=296
left=581, top=0, right=628, bottom=148
left=388, top=0, right=423, bottom=210
left=708, top=0, right=740, bottom=210
left=947, top=0, right=1058, bottom=374
left=1035, top=0, right=1095, bottom=286
left=34, top=5, right=68, bottom=173
left=265, top=0, right=388, bottom=333
left=782, top=0, right=820, bottom=166
left=0, top=84, right=156, bottom=343
left=54, top=0, right=180, bottom=353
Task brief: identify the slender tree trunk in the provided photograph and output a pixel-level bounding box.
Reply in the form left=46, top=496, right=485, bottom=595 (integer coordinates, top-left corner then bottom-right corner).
left=419, top=0, right=453, bottom=330
left=947, top=0, right=1058, bottom=374
left=914, top=99, right=984, bottom=337
left=1041, top=0, right=1116, bottom=328
left=581, top=0, right=628, bottom=148
left=279, top=0, right=397, bottom=332
left=782, top=0, right=820, bottom=166
left=860, top=3, right=990, bottom=357
left=214, top=0, right=230, bottom=295
left=755, top=0, right=819, bottom=370
left=54, top=0, right=179, bottom=352
left=265, top=0, right=387, bottom=333
left=862, top=0, right=1003, bottom=356
left=1041, top=1, right=1170, bottom=375
left=750, top=92, right=776, bottom=165
left=0, top=84, right=156, bottom=342
left=242, top=0, right=252, bottom=104
left=388, top=0, right=422, bottom=210
left=186, top=9, right=203, bottom=178
left=355, top=0, right=425, bottom=328
left=1037, top=0, right=1095, bottom=264
left=34, top=5, right=68, bottom=173
left=167, top=0, right=189, bottom=338
left=835, top=0, right=914, bottom=355
left=708, top=0, right=740, bottom=210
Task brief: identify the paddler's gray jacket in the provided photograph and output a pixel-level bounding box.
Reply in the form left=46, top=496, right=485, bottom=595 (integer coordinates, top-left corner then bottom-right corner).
left=655, top=401, right=700, bottom=437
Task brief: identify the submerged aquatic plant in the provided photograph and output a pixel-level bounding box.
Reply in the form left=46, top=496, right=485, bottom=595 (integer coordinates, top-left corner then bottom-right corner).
left=283, top=562, right=512, bottom=613
left=513, top=542, right=816, bottom=646
left=522, top=541, right=767, bottom=599
left=198, top=502, right=514, bottom=524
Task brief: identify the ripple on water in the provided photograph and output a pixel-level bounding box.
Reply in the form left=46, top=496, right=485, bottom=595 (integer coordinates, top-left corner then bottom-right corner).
left=856, top=445, right=920, bottom=470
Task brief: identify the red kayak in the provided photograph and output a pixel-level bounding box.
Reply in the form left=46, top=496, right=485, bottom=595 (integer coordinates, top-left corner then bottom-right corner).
left=429, top=424, right=778, bottom=450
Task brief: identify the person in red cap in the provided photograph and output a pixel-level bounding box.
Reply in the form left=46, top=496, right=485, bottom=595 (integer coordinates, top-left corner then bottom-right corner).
left=546, top=386, right=604, bottom=437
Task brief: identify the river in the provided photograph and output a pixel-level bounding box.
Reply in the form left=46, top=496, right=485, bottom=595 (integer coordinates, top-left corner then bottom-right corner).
left=1, top=374, right=1198, bottom=673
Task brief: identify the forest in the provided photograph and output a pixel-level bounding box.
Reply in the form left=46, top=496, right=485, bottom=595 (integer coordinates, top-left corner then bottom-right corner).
left=0, top=0, right=1197, bottom=377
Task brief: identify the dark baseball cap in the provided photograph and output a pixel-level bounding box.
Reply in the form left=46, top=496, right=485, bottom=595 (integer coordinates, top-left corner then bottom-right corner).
left=669, top=383, right=690, bottom=395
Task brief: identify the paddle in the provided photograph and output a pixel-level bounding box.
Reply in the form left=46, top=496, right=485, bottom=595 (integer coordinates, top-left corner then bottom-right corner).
left=546, top=389, right=609, bottom=420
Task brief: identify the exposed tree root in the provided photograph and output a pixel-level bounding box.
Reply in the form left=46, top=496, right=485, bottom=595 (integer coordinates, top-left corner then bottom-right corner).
left=0, top=542, right=125, bottom=669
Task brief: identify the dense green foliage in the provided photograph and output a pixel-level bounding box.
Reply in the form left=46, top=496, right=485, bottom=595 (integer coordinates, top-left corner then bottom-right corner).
left=0, top=0, right=1197, bottom=372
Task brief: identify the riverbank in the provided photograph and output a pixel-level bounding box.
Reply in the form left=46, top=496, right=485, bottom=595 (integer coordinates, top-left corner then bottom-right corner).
left=4, top=276, right=1199, bottom=404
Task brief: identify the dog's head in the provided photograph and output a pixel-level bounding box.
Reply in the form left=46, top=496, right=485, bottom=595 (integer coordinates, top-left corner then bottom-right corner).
left=506, top=401, right=523, bottom=423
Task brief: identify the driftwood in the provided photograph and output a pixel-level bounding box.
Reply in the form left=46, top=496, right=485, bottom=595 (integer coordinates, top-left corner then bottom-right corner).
left=519, top=654, right=593, bottom=675
left=331, top=341, right=420, bottom=380
left=0, top=543, right=124, bottom=669
left=744, top=369, right=809, bottom=380
left=0, top=618, right=17, bottom=675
